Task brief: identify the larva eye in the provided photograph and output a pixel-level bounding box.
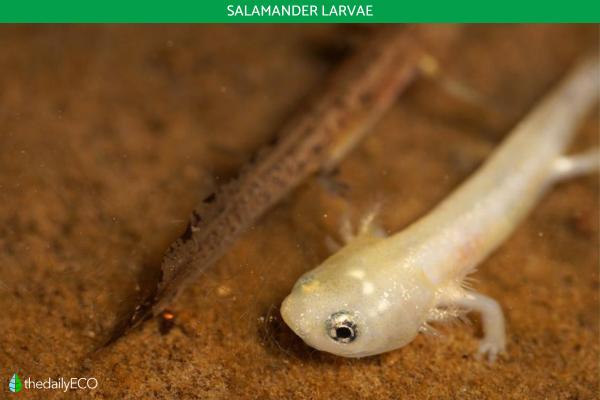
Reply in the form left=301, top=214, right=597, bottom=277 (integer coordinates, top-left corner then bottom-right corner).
left=327, top=311, right=357, bottom=343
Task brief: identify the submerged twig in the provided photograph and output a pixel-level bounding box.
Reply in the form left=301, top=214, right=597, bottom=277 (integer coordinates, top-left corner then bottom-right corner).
left=107, top=25, right=459, bottom=344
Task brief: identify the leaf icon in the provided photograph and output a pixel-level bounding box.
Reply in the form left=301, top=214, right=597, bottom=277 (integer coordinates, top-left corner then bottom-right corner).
left=9, top=373, right=22, bottom=393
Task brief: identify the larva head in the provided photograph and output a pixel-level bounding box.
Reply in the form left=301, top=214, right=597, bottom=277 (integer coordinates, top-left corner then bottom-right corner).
left=280, top=248, right=435, bottom=358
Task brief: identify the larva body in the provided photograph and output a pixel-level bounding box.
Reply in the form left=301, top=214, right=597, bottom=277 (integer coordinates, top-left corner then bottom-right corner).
left=281, top=55, right=599, bottom=361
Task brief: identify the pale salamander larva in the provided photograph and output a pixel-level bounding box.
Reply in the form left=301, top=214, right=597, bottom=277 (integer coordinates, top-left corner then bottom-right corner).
left=281, top=55, right=600, bottom=361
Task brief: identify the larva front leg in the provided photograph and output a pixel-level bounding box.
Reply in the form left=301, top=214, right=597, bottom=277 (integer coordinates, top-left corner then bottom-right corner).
left=437, top=289, right=506, bottom=362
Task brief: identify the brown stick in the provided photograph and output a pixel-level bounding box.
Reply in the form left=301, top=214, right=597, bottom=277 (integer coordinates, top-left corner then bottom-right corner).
left=109, top=25, right=458, bottom=343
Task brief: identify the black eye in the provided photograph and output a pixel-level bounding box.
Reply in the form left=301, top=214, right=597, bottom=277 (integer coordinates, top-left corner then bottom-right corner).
left=327, top=311, right=357, bottom=343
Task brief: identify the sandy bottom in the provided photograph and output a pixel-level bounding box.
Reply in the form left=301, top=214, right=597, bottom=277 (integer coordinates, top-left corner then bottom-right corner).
left=0, top=25, right=598, bottom=399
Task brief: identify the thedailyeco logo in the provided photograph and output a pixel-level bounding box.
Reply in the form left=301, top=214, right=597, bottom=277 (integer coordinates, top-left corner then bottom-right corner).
left=4, top=373, right=98, bottom=394
left=9, top=374, right=22, bottom=393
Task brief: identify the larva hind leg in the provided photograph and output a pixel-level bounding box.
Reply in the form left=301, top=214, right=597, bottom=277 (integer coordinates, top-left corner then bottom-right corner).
left=552, top=148, right=599, bottom=182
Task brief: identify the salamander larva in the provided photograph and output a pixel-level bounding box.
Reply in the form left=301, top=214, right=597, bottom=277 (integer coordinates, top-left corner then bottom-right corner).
left=281, top=55, right=600, bottom=361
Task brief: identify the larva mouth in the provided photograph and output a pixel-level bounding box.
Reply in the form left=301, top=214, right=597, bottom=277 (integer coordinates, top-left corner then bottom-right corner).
left=279, top=297, right=296, bottom=329
left=280, top=295, right=311, bottom=339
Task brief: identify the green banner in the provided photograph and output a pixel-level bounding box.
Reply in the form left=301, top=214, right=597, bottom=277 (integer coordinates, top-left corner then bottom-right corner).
left=1, top=0, right=599, bottom=22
